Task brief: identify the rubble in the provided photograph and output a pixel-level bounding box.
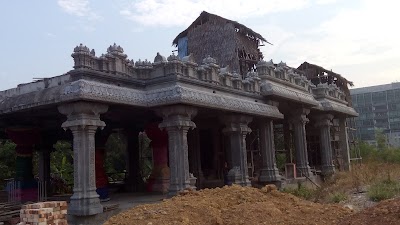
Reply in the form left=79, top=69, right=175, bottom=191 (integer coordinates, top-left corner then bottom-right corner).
left=18, top=201, right=68, bottom=225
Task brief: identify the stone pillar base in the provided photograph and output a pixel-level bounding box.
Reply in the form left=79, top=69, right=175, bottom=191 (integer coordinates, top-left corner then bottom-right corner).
left=258, top=168, right=282, bottom=183
left=146, top=178, right=170, bottom=194
left=297, top=166, right=313, bottom=178
left=321, top=165, right=335, bottom=178
left=68, top=195, right=103, bottom=216
left=228, top=167, right=251, bottom=187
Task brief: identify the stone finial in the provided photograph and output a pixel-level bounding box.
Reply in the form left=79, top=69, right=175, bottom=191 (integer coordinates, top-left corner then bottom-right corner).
left=73, top=43, right=90, bottom=54
left=154, top=52, right=167, bottom=63
left=107, top=43, right=124, bottom=54
left=258, top=59, right=274, bottom=67
left=90, top=49, right=95, bottom=56
left=202, top=55, right=217, bottom=65
left=167, top=53, right=180, bottom=61
left=232, top=71, right=240, bottom=79
left=278, top=61, right=287, bottom=67
left=182, top=53, right=196, bottom=63
left=219, top=65, right=230, bottom=75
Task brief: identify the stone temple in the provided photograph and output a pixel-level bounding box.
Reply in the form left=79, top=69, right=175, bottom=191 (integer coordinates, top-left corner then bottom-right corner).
left=0, top=11, right=357, bottom=223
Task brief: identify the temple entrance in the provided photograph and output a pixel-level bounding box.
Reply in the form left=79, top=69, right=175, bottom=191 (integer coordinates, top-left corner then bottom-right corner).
left=200, top=129, right=214, bottom=178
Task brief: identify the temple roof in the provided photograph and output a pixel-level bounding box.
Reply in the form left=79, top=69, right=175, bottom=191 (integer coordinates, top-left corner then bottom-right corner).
left=172, top=11, right=270, bottom=46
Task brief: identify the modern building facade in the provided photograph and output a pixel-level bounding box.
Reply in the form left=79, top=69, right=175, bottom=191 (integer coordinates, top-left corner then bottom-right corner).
left=350, top=82, right=400, bottom=147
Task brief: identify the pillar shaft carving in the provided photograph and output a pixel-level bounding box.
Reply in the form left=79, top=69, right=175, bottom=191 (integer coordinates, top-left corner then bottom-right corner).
left=339, top=118, right=351, bottom=171
left=315, top=114, right=335, bottom=176
left=221, top=115, right=252, bottom=186
left=145, top=122, right=170, bottom=193
left=258, top=119, right=281, bottom=183
left=158, top=105, right=197, bottom=195
left=58, top=101, right=108, bottom=216
left=289, top=108, right=312, bottom=177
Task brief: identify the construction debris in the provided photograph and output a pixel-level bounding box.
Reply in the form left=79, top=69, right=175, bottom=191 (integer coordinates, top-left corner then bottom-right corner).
left=18, top=201, right=67, bottom=225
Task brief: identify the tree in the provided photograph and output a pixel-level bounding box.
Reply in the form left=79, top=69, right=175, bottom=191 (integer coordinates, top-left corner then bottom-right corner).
left=0, top=140, right=16, bottom=187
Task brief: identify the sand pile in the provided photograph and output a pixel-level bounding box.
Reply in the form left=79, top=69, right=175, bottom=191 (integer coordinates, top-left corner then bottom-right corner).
left=338, top=197, right=400, bottom=225
left=104, top=185, right=352, bottom=225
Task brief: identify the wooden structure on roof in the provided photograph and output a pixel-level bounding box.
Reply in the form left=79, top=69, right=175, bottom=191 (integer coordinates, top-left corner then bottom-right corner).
left=173, top=11, right=271, bottom=75
left=297, top=62, right=354, bottom=105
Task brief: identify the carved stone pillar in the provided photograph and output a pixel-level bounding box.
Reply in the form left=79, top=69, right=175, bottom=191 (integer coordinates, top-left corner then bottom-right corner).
left=58, top=102, right=108, bottom=216
left=145, top=122, right=170, bottom=193
left=289, top=108, right=312, bottom=178
left=158, top=105, right=197, bottom=196
left=187, top=129, right=203, bottom=188
left=6, top=128, right=40, bottom=202
left=95, top=129, right=111, bottom=201
left=258, top=119, right=282, bottom=184
left=221, top=114, right=252, bottom=186
left=339, top=118, right=351, bottom=171
left=315, top=114, right=335, bottom=176
left=124, top=128, right=144, bottom=192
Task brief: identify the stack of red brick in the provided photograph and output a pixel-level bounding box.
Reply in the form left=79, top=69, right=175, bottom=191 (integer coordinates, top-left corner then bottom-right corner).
left=17, top=201, right=68, bottom=225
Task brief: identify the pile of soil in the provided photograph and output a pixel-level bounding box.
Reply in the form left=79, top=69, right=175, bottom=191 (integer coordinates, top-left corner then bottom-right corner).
left=104, top=185, right=352, bottom=225
left=338, top=198, right=400, bottom=225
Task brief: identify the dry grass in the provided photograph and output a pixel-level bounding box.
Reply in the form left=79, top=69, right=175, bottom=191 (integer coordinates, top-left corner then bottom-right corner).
left=314, top=161, right=400, bottom=203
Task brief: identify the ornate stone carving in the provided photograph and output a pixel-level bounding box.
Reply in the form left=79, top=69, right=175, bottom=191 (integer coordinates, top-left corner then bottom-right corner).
left=261, top=81, right=319, bottom=106
left=289, top=108, right=313, bottom=178
left=154, top=52, right=167, bottom=64
left=158, top=105, right=197, bottom=195
left=314, top=114, right=335, bottom=176
left=258, top=118, right=282, bottom=183
left=58, top=101, right=108, bottom=216
left=61, top=80, right=283, bottom=119
left=319, top=100, right=359, bottom=116
left=221, top=114, right=252, bottom=186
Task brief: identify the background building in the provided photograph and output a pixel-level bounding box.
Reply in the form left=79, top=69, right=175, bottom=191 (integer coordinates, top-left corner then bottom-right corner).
left=350, top=82, right=400, bottom=147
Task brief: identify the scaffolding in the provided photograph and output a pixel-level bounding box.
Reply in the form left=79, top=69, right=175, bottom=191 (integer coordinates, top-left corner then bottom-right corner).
left=348, top=117, right=362, bottom=164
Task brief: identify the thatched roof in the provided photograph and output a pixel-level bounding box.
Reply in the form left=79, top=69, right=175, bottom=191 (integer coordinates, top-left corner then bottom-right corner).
left=298, top=62, right=354, bottom=104
left=172, top=11, right=270, bottom=46
left=298, top=62, right=354, bottom=87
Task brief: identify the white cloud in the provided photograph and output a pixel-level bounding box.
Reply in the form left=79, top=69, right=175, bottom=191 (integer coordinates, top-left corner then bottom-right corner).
left=119, top=0, right=311, bottom=27
left=45, top=32, right=56, bottom=38
left=315, top=0, right=339, bottom=5
left=265, top=0, right=400, bottom=86
left=58, top=0, right=100, bottom=20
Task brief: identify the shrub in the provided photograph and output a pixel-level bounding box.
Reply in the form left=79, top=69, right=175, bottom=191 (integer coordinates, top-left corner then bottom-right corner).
left=329, top=192, right=348, bottom=203
left=367, top=179, right=400, bottom=202
left=282, top=184, right=316, bottom=200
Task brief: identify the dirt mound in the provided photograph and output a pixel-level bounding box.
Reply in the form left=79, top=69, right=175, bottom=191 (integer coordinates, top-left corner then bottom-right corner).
left=338, top=197, right=400, bottom=225
left=104, top=185, right=352, bottom=225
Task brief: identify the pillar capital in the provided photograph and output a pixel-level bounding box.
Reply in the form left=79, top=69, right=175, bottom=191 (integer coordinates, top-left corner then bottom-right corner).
left=158, top=105, right=197, bottom=130
left=58, top=101, right=108, bottom=130
left=221, top=114, right=252, bottom=134
left=314, top=114, right=334, bottom=127
left=289, top=108, right=310, bottom=124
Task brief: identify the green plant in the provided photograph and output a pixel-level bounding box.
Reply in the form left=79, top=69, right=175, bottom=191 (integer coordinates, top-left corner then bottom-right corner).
left=367, top=179, right=400, bottom=202
left=0, top=140, right=16, bottom=187
left=51, top=141, right=74, bottom=193
left=282, top=183, right=316, bottom=201
left=329, top=192, right=348, bottom=203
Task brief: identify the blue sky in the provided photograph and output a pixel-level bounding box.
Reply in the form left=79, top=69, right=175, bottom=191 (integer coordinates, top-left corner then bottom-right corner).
left=1, top=0, right=399, bottom=90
